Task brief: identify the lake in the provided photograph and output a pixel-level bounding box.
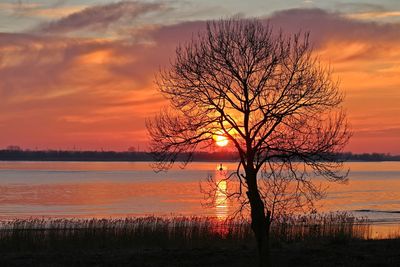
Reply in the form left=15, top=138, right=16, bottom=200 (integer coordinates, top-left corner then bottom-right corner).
left=1, top=161, right=400, bottom=238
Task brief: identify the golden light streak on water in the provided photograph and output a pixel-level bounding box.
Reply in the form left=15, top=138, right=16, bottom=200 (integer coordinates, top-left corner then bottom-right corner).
left=215, top=165, right=229, bottom=220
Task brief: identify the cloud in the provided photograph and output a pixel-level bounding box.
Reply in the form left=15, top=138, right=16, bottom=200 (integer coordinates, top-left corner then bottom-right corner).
left=267, top=9, right=400, bottom=76
left=0, top=25, right=184, bottom=150
left=356, top=127, right=400, bottom=138
left=27, top=6, right=86, bottom=19
left=332, top=3, right=400, bottom=22
left=0, top=1, right=83, bottom=19
left=266, top=10, right=399, bottom=154
left=346, top=11, right=400, bottom=20
left=267, top=8, right=400, bottom=44
left=1, top=7, right=400, bottom=152
left=36, top=1, right=165, bottom=35
left=334, top=3, right=385, bottom=13
left=0, top=2, right=41, bottom=12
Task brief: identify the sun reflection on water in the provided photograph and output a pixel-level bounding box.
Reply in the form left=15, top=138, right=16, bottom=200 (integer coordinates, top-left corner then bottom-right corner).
left=215, top=165, right=229, bottom=220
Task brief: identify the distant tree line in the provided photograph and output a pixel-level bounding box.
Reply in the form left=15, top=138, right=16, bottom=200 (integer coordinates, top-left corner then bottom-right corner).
left=0, top=149, right=239, bottom=162
left=339, top=152, right=400, bottom=161
left=0, top=149, right=399, bottom=162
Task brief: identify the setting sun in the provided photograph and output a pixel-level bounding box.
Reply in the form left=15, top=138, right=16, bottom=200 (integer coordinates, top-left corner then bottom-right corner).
left=215, top=133, right=229, bottom=147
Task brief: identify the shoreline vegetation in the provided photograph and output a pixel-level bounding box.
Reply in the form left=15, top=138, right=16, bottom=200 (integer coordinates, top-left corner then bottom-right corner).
left=0, top=213, right=371, bottom=247
left=1, top=149, right=400, bottom=162
left=1, top=214, right=400, bottom=266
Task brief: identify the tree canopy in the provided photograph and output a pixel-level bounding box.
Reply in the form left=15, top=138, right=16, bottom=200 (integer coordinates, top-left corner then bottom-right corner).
left=147, top=19, right=351, bottom=266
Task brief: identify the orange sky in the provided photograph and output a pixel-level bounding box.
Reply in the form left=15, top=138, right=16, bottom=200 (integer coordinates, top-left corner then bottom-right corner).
left=0, top=2, right=400, bottom=153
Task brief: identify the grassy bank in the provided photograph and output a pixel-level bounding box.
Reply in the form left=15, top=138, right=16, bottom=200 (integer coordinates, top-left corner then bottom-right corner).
left=0, top=213, right=369, bottom=251
left=1, top=214, right=398, bottom=266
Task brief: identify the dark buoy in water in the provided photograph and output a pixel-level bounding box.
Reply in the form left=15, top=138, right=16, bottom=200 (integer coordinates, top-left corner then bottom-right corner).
left=219, top=163, right=223, bottom=171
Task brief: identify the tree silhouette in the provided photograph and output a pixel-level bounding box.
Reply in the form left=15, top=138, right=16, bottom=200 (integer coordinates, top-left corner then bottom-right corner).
left=147, top=19, right=350, bottom=266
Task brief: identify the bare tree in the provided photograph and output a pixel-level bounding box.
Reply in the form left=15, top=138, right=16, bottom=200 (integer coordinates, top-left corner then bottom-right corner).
left=147, top=19, right=350, bottom=267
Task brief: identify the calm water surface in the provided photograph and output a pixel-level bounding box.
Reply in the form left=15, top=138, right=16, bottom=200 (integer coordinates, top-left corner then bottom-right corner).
left=1, top=161, right=400, bottom=237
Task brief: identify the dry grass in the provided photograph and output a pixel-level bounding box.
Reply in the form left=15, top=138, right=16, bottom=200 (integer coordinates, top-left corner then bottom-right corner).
left=271, top=212, right=370, bottom=242
left=0, top=212, right=370, bottom=252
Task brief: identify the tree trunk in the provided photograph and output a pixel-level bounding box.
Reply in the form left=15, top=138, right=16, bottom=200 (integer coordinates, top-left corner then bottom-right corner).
left=246, top=168, right=271, bottom=267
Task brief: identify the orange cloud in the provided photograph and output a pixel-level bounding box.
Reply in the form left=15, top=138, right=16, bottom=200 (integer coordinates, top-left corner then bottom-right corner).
left=267, top=9, right=400, bottom=153
left=346, top=11, right=400, bottom=20
left=0, top=8, right=399, bottom=153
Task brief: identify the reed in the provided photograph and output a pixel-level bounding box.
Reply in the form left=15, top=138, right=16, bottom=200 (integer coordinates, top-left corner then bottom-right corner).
left=271, top=212, right=370, bottom=242
left=0, top=212, right=370, bottom=252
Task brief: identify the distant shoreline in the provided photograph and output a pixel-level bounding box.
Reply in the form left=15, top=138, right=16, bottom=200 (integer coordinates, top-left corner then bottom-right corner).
left=1, top=159, right=400, bottom=162
left=1, top=150, right=400, bottom=162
